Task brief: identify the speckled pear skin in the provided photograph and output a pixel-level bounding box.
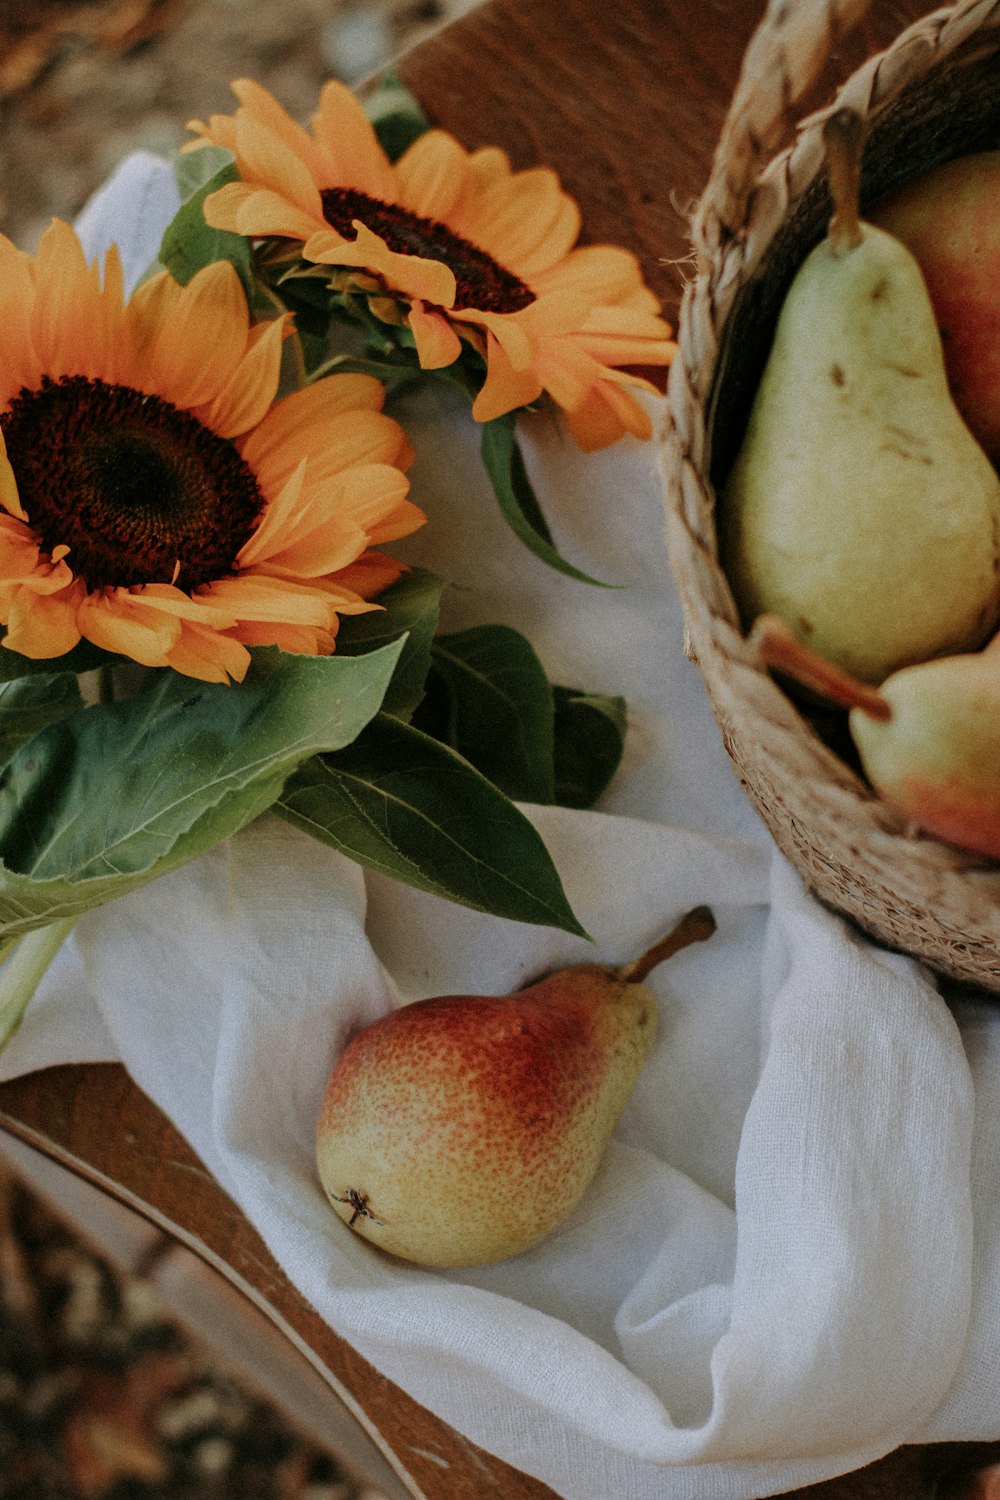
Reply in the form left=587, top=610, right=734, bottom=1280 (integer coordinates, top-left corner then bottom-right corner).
left=315, top=964, right=658, bottom=1268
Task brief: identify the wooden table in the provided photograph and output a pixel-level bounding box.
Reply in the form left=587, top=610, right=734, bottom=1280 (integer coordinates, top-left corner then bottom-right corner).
left=2, top=2, right=999, bottom=1496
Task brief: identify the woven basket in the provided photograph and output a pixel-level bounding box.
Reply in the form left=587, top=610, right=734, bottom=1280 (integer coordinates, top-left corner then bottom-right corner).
left=661, top=0, right=1000, bottom=991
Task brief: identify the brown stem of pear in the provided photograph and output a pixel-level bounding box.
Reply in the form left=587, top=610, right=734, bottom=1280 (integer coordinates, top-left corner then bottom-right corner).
left=824, top=107, right=865, bottom=256
left=748, top=613, right=892, bottom=720
left=617, top=906, right=716, bottom=985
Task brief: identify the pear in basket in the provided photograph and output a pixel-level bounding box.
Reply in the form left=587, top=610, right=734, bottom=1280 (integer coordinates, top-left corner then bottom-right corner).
left=871, top=151, right=1000, bottom=467
left=316, top=908, right=715, bottom=1267
left=751, top=614, right=1000, bottom=861
left=720, top=108, right=1000, bottom=685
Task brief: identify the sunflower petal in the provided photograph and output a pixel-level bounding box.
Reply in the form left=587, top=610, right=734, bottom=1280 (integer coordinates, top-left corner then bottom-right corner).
left=408, top=301, right=462, bottom=369
left=310, top=79, right=397, bottom=199
left=396, top=130, right=468, bottom=219
left=31, top=220, right=105, bottom=381
left=0, top=435, right=27, bottom=522
left=455, top=168, right=579, bottom=279
left=166, top=621, right=251, bottom=683
left=0, top=237, right=40, bottom=404
left=232, top=78, right=327, bottom=180
left=192, top=313, right=289, bottom=439
left=78, top=589, right=182, bottom=666
left=2, top=578, right=84, bottom=659
left=203, top=181, right=323, bottom=242
left=234, top=111, right=324, bottom=221
left=127, top=261, right=255, bottom=410
left=563, top=380, right=654, bottom=452
left=471, top=333, right=544, bottom=422
left=306, top=220, right=457, bottom=308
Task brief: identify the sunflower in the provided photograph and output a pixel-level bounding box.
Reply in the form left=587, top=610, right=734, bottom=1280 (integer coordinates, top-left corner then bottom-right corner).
left=187, top=79, right=676, bottom=452
left=0, top=219, right=424, bottom=684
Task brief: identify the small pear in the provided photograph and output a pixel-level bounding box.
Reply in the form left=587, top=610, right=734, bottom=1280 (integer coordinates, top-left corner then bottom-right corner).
left=751, top=613, right=1000, bottom=859
left=315, top=907, right=716, bottom=1267
left=721, top=110, right=1000, bottom=684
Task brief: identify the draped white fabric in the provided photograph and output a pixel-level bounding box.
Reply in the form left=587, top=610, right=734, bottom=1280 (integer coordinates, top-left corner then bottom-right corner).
left=1, top=155, right=994, bottom=1499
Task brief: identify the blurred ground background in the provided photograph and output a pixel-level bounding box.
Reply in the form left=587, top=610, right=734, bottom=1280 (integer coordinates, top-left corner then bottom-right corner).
left=0, top=0, right=478, bottom=249
left=0, top=7, right=477, bottom=1494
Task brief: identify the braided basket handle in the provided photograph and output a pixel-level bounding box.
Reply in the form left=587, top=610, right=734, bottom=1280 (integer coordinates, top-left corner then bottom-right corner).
left=694, top=0, right=874, bottom=257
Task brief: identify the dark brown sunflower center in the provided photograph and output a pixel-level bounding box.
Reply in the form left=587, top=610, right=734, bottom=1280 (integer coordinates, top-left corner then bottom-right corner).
left=0, top=376, right=265, bottom=591
left=320, top=187, right=535, bottom=314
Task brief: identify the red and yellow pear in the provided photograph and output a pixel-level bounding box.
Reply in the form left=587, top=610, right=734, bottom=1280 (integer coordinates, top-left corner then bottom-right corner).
left=871, top=152, right=1000, bottom=465
left=315, top=907, right=715, bottom=1267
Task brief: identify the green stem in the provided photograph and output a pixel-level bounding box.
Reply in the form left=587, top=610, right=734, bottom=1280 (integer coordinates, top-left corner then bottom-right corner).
left=0, top=917, right=78, bottom=1052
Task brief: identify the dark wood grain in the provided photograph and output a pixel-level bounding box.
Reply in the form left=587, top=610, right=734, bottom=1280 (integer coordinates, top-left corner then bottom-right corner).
left=1, top=1, right=996, bottom=1497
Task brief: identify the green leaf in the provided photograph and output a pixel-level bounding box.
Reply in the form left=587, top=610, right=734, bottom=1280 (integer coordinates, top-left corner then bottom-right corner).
left=334, top=569, right=445, bottom=719
left=276, top=713, right=586, bottom=935
left=0, top=675, right=83, bottom=773
left=160, top=148, right=256, bottom=295
left=480, top=414, right=614, bottom=586
left=412, top=625, right=555, bottom=803
left=552, top=686, right=627, bottom=809
left=364, top=72, right=431, bottom=162
left=0, top=642, right=403, bottom=936
left=0, top=637, right=121, bottom=682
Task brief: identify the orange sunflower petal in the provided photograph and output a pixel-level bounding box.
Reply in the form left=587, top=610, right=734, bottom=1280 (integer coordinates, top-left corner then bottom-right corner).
left=166, top=621, right=251, bottom=684
left=3, top=576, right=85, bottom=659
left=191, top=313, right=290, bottom=440
left=232, top=77, right=328, bottom=182
left=31, top=220, right=109, bottom=382
left=0, top=238, right=41, bottom=405
left=395, top=130, right=469, bottom=220
left=408, top=300, right=463, bottom=369
left=563, top=380, right=654, bottom=452
left=310, top=79, right=398, bottom=199
left=471, top=334, right=544, bottom=423
left=0, top=436, right=27, bottom=523
left=78, top=589, right=182, bottom=666
left=330, top=551, right=408, bottom=599
left=305, top=220, right=457, bottom=309
left=126, top=260, right=256, bottom=410
left=453, top=168, right=579, bottom=279
left=203, top=181, right=324, bottom=242
left=233, top=110, right=324, bottom=222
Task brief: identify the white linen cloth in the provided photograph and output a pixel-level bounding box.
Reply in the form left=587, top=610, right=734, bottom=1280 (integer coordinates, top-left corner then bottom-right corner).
left=0, top=154, right=996, bottom=1499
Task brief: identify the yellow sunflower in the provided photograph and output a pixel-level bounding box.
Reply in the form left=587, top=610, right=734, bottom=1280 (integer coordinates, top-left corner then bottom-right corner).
left=0, top=219, right=424, bottom=684
left=187, top=79, right=676, bottom=452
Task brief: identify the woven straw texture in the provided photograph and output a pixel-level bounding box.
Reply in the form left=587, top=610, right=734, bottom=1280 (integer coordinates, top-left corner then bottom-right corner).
left=662, top=0, right=1000, bottom=990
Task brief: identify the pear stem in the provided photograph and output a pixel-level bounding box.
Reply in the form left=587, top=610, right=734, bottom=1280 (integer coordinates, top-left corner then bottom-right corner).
left=824, top=107, right=865, bottom=256
left=748, top=613, right=892, bottom=720
left=617, top=906, right=716, bottom=985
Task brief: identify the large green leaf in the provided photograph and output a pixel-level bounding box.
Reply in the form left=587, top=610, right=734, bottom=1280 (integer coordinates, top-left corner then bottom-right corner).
left=276, top=713, right=586, bottom=935
left=412, top=625, right=555, bottom=803
left=0, top=675, right=83, bottom=774
left=334, top=568, right=445, bottom=719
left=0, top=642, right=402, bottom=936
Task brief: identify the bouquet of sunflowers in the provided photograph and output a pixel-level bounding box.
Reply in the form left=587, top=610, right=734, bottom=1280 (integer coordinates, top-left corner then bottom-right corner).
left=0, top=73, right=674, bottom=1045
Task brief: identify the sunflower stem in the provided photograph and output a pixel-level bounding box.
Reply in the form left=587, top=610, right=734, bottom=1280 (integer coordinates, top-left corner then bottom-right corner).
left=0, top=917, right=78, bottom=1053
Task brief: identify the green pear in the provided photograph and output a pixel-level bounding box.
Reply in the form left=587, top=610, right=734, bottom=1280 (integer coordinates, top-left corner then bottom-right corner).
left=721, top=110, right=1000, bottom=684
left=751, top=613, right=1000, bottom=858
left=315, top=907, right=715, bottom=1267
